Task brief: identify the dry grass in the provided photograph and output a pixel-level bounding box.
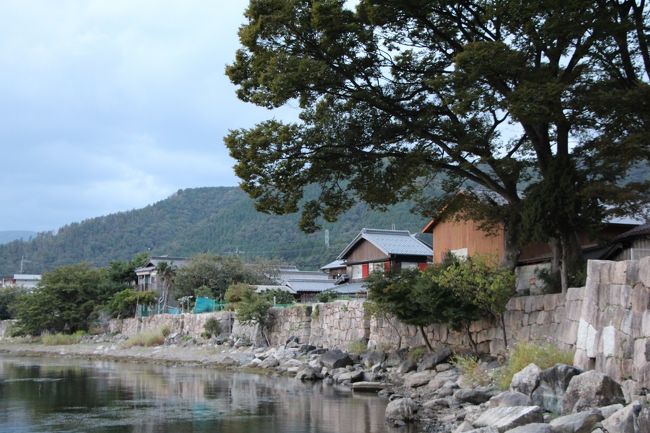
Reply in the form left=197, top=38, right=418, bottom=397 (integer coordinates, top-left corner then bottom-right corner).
left=41, top=331, right=85, bottom=345
left=347, top=340, right=368, bottom=355
left=452, top=354, right=492, bottom=386
left=496, top=342, right=574, bottom=389
left=121, top=328, right=167, bottom=348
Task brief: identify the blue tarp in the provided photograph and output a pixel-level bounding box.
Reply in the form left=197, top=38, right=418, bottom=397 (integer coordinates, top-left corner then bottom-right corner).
left=194, top=297, right=223, bottom=313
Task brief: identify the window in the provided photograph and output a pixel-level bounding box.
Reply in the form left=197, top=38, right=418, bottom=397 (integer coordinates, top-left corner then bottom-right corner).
left=401, top=262, right=418, bottom=270
left=350, top=264, right=362, bottom=280
left=450, top=248, right=468, bottom=260
left=369, top=262, right=384, bottom=273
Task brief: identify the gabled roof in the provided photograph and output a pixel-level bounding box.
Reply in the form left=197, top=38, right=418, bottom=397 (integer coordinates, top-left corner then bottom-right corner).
left=320, top=259, right=346, bottom=270
left=613, top=223, right=650, bottom=242
left=135, top=256, right=189, bottom=273
left=337, top=228, right=432, bottom=260
left=286, top=279, right=338, bottom=293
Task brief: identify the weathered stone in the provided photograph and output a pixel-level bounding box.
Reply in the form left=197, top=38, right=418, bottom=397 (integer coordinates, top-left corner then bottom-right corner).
left=454, top=421, right=475, bottom=433
left=385, top=349, right=409, bottom=367
left=464, top=428, right=500, bottom=433
left=489, top=391, right=532, bottom=407
left=385, top=398, right=417, bottom=425
left=299, top=344, right=316, bottom=354
left=397, top=359, right=417, bottom=374
left=599, top=404, right=624, bottom=419
left=423, top=397, right=451, bottom=410
left=454, top=387, right=498, bottom=405
left=361, top=351, right=386, bottom=368
left=531, top=364, right=582, bottom=413
left=601, top=402, right=641, bottom=433
left=295, top=367, right=321, bottom=381
left=260, top=356, right=280, bottom=369
left=418, top=347, right=453, bottom=371
left=510, top=364, right=541, bottom=396
left=427, top=368, right=457, bottom=388
left=404, top=370, right=437, bottom=388
left=437, top=362, right=452, bottom=372
left=320, top=349, right=353, bottom=369
left=548, top=409, right=603, bottom=433
left=504, top=423, right=552, bottom=433
left=473, top=406, right=544, bottom=433
left=637, top=407, right=650, bottom=433
left=563, top=371, right=625, bottom=414
left=352, top=381, right=387, bottom=392
left=335, top=369, right=364, bottom=383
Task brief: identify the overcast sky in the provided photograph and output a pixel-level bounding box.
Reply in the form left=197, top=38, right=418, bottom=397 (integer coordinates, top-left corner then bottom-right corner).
left=0, top=0, right=293, bottom=232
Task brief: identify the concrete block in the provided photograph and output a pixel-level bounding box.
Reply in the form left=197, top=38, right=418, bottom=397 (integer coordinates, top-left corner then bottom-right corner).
left=586, top=323, right=598, bottom=358
left=639, top=256, right=650, bottom=287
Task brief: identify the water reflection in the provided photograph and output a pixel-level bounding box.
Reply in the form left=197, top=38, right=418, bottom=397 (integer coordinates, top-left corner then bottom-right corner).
left=0, top=357, right=412, bottom=433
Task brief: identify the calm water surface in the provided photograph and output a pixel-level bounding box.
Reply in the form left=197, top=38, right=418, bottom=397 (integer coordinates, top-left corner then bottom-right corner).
left=0, top=356, right=415, bottom=433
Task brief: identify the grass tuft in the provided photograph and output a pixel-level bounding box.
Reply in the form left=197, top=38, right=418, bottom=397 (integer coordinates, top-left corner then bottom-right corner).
left=496, top=342, right=574, bottom=389
left=452, top=354, right=492, bottom=386
left=41, top=331, right=85, bottom=345
left=121, top=328, right=167, bottom=348
left=408, top=346, right=427, bottom=362
left=347, top=340, right=367, bottom=355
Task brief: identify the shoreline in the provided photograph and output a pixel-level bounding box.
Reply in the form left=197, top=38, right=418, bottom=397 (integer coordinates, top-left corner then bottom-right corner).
left=0, top=341, right=261, bottom=370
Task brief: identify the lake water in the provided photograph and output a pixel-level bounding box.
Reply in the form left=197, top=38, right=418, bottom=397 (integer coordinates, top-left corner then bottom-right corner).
left=0, top=356, right=414, bottom=433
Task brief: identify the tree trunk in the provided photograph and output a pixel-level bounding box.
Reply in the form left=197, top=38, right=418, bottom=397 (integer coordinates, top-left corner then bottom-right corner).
left=560, top=232, right=583, bottom=293
left=502, top=219, right=521, bottom=270
left=499, top=314, right=508, bottom=350
left=418, top=325, right=433, bottom=352
left=464, top=323, right=479, bottom=355
left=260, top=327, right=270, bottom=347
left=386, top=314, right=403, bottom=349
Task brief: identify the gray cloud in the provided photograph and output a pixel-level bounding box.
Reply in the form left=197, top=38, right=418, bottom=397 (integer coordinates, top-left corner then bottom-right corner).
left=0, top=0, right=293, bottom=231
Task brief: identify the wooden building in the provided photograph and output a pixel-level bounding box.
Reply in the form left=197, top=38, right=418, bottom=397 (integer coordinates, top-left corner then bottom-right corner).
left=336, top=228, right=433, bottom=282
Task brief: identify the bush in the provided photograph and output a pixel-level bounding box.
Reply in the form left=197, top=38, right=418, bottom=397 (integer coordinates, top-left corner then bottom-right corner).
left=495, top=342, right=574, bottom=389
left=41, top=331, right=85, bottom=345
left=203, top=318, right=222, bottom=338
left=121, top=328, right=167, bottom=348
left=106, top=289, right=157, bottom=318
left=408, top=346, right=427, bottom=361
left=452, top=354, right=491, bottom=386
left=225, top=283, right=255, bottom=304
left=348, top=340, right=367, bottom=355
left=235, top=291, right=272, bottom=346
left=261, top=289, right=295, bottom=305
left=317, top=289, right=338, bottom=303
left=0, top=286, right=21, bottom=320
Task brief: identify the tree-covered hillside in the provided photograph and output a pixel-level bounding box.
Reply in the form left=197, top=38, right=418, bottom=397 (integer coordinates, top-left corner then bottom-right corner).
left=0, top=187, right=428, bottom=274
left=0, top=231, right=35, bottom=245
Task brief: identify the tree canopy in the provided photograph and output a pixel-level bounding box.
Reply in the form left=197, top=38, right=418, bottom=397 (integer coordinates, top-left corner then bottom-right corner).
left=226, top=0, right=650, bottom=287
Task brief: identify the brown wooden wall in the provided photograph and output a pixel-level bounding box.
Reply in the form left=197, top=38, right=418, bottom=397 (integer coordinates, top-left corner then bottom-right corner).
left=431, top=219, right=505, bottom=263
left=345, top=239, right=389, bottom=264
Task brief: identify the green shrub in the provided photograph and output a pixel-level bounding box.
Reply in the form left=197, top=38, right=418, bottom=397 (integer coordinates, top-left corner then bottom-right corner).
left=408, top=346, right=427, bottom=361
left=121, top=328, right=167, bottom=348
left=261, top=289, right=295, bottom=305
left=452, top=354, right=491, bottom=386
left=496, top=342, right=574, bottom=389
left=41, top=331, right=85, bottom=345
left=203, top=318, right=222, bottom=338
left=348, top=340, right=367, bottom=355
left=317, top=289, right=338, bottom=303
left=225, top=283, right=255, bottom=304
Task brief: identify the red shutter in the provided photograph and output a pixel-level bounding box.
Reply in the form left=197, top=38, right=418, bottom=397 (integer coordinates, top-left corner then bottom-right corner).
left=418, top=263, right=428, bottom=272
left=362, top=263, right=369, bottom=278
left=384, top=261, right=391, bottom=273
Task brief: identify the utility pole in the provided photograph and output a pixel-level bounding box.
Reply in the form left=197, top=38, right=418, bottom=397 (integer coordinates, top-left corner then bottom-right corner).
left=19, top=255, right=31, bottom=273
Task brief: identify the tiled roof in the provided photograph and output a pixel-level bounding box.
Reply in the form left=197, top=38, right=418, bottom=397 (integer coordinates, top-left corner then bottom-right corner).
left=286, top=279, right=337, bottom=293
left=337, top=228, right=432, bottom=260
left=332, top=282, right=366, bottom=294
left=320, top=259, right=346, bottom=270
left=613, top=223, right=650, bottom=242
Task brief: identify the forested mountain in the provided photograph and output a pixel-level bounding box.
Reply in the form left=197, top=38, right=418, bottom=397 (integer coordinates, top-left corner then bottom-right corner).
left=0, top=231, right=35, bottom=245
left=0, top=187, right=429, bottom=274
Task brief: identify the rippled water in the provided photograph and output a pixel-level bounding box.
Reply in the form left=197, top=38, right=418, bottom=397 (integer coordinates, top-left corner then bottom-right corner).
left=0, top=356, right=414, bottom=433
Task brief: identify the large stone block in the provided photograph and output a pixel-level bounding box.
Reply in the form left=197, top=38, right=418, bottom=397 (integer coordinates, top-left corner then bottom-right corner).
left=531, top=364, right=582, bottom=414
left=563, top=370, right=625, bottom=414
left=473, top=406, right=544, bottom=433
left=549, top=409, right=603, bottom=433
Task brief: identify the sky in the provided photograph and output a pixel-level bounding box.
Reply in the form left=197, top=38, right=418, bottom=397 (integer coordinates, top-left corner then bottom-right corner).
left=0, top=0, right=294, bottom=232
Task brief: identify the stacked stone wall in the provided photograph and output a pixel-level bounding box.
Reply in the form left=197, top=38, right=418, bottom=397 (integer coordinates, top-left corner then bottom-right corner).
left=308, top=301, right=368, bottom=349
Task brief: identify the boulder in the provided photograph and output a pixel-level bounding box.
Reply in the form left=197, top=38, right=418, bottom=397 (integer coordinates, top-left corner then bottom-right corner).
left=335, top=369, right=364, bottom=383
left=428, top=369, right=459, bottom=391
left=259, top=357, right=280, bottom=369
left=464, top=428, right=500, bottom=433
left=397, top=359, right=418, bottom=374
left=454, top=421, right=476, bottom=433
left=385, top=397, right=417, bottom=425
left=599, top=404, right=624, bottom=419
left=489, top=391, right=532, bottom=408
left=361, top=351, right=386, bottom=368
left=295, top=367, right=321, bottom=381
left=454, top=387, right=498, bottom=405
left=352, top=381, right=387, bottom=392
left=423, top=397, right=451, bottom=410
left=473, top=406, right=544, bottom=433
left=601, top=402, right=641, bottom=433
left=418, top=347, right=453, bottom=371
left=436, top=362, right=452, bottom=372
left=385, top=348, right=409, bottom=367
left=504, top=424, right=552, bottom=433
left=531, top=364, right=582, bottom=413
left=299, top=344, right=316, bottom=354
left=320, top=349, right=353, bottom=369
left=510, top=363, right=541, bottom=396
left=562, top=371, right=625, bottom=414
left=638, top=407, right=650, bottom=433
left=404, top=370, right=437, bottom=388
left=548, top=409, right=603, bottom=433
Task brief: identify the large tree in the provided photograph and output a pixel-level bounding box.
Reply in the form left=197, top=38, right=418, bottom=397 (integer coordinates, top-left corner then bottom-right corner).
left=226, top=0, right=650, bottom=290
